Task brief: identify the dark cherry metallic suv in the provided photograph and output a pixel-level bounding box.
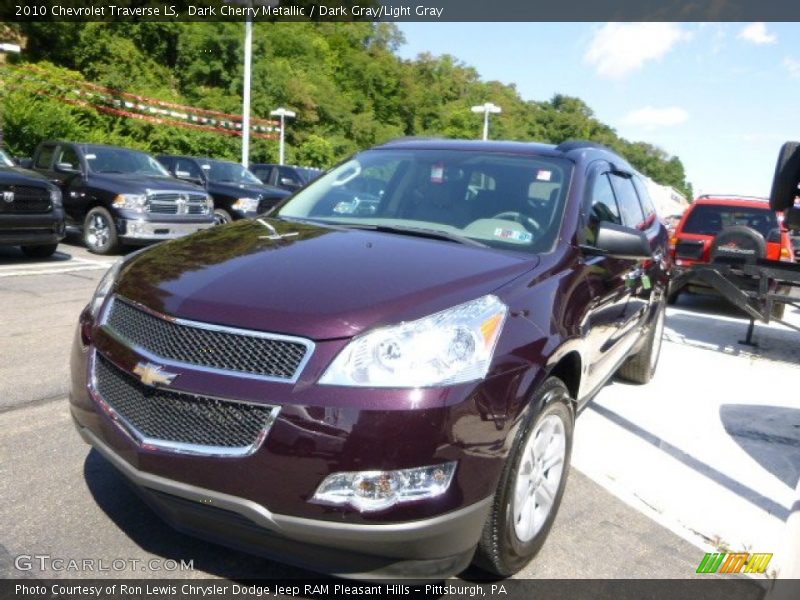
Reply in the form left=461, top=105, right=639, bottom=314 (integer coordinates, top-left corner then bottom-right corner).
left=69, top=139, right=669, bottom=579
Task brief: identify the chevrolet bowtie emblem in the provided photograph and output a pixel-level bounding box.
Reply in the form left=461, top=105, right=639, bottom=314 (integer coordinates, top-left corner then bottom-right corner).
left=133, top=362, right=178, bottom=387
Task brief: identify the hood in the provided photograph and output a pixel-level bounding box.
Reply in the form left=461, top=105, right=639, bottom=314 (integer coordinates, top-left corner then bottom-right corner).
left=88, top=173, right=205, bottom=194
left=115, top=219, right=538, bottom=340
left=0, top=166, right=55, bottom=187
left=208, top=181, right=290, bottom=200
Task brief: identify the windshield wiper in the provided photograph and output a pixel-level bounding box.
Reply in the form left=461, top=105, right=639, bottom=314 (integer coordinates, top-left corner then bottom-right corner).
left=342, top=223, right=487, bottom=248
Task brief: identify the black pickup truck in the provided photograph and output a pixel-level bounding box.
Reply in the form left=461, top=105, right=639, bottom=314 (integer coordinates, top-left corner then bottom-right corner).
left=29, top=141, right=215, bottom=254
left=157, top=155, right=290, bottom=225
left=0, top=151, right=65, bottom=258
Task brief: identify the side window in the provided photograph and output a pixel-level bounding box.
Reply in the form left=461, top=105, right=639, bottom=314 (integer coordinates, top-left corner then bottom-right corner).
left=251, top=166, right=269, bottom=182
left=35, top=145, right=56, bottom=169
left=55, top=146, right=80, bottom=170
left=174, top=159, right=203, bottom=179
left=590, top=173, right=621, bottom=226
left=632, top=176, right=657, bottom=222
left=277, top=166, right=299, bottom=186
left=610, top=174, right=646, bottom=230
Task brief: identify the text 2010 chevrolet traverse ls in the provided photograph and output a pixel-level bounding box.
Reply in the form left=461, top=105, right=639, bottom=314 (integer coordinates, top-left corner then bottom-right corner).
left=70, top=139, right=668, bottom=579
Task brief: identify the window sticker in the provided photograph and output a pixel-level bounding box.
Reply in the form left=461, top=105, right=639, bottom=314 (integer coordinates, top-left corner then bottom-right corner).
left=85, top=154, right=96, bottom=160
left=430, top=162, right=444, bottom=184
left=494, top=227, right=533, bottom=243
left=536, top=170, right=552, bottom=181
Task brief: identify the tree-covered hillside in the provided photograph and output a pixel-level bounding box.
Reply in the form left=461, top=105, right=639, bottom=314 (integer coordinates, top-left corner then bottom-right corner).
left=0, top=21, right=692, bottom=197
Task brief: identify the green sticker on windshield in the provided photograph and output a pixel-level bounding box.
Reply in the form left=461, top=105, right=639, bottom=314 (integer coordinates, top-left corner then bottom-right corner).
left=641, top=275, right=652, bottom=290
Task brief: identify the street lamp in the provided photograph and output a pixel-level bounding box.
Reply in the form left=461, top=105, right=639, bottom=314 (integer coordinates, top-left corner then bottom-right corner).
left=227, top=0, right=278, bottom=167
left=0, top=42, right=21, bottom=146
left=270, top=107, right=295, bottom=166
left=471, top=102, right=502, bottom=141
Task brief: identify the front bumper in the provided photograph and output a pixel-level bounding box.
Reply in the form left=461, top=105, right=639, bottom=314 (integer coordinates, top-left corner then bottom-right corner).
left=119, top=219, right=213, bottom=243
left=0, top=212, right=65, bottom=246
left=73, top=419, right=488, bottom=579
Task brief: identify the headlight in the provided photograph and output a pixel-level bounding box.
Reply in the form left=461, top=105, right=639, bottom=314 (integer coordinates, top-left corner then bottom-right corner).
left=312, top=462, right=457, bottom=512
left=112, top=193, right=148, bottom=212
left=231, top=197, right=259, bottom=213
left=319, top=294, right=507, bottom=387
left=88, top=257, right=124, bottom=319
left=49, top=188, right=62, bottom=208
left=205, top=194, right=214, bottom=212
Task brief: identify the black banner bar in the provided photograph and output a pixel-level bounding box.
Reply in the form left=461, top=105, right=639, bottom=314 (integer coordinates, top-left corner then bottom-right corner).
left=4, top=0, right=800, bottom=23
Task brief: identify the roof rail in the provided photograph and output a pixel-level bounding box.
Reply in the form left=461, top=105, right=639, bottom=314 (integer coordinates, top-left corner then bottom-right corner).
left=555, top=139, right=613, bottom=153
left=697, top=194, right=768, bottom=201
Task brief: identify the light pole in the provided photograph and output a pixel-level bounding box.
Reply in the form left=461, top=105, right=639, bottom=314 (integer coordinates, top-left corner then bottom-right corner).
left=471, top=102, right=502, bottom=141
left=270, top=107, right=295, bottom=165
left=241, top=16, right=252, bottom=168
left=0, top=43, right=21, bottom=147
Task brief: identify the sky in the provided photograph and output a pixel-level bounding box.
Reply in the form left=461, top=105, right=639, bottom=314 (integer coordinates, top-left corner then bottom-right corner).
left=396, top=22, right=800, bottom=198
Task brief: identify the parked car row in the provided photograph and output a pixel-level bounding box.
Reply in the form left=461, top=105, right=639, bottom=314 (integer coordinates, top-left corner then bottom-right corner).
left=1, top=140, right=321, bottom=256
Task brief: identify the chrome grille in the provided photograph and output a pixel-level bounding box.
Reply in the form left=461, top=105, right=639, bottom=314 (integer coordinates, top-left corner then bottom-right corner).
left=103, top=297, right=312, bottom=381
left=148, top=191, right=208, bottom=215
left=0, top=185, right=51, bottom=214
left=93, top=354, right=278, bottom=454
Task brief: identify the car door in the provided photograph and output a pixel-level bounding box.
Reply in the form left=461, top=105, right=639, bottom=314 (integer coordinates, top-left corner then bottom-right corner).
left=609, top=172, right=662, bottom=339
left=50, top=144, right=90, bottom=226
left=579, top=162, right=639, bottom=391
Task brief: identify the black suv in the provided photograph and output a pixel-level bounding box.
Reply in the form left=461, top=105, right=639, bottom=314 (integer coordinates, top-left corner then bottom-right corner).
left=251, top=163, right=322, bottom=192
left=30, top=142, right=215, bottom=254
left=0, top=156, right=65, bottom=258
left=157, top=156, right=290, bottom=225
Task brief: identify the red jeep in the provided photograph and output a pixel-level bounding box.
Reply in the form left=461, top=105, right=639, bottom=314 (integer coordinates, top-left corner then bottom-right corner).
left=669, top=195, right=795, bottom=306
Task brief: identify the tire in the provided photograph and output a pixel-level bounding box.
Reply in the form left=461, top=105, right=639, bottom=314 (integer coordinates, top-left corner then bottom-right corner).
left=769, top=141, right=800, bottom=211
left=213, top=208, right=233, bottom=226
left=709, top=225, right=766, bottom=265
left=666, top=282, right=682, bottom=305
left=20, top=244, right=58, bottom=259
left=83, top=207, right=120, bottom=255
left=473, top=377, right=574, bottom=577
left=618, top=300, right=666, bottom=384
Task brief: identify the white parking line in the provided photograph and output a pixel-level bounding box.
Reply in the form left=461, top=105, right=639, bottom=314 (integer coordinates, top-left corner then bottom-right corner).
left=0, top=258, right=115, bottom=278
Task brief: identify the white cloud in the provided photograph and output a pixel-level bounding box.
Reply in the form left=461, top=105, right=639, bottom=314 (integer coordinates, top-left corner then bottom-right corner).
left=784, top=57, right=800, bottom=78
left=738, top=22, right=777, bottom=45
left=621, top=106, right=689, bottom=130
left=584, top=23, right=689, bottom=79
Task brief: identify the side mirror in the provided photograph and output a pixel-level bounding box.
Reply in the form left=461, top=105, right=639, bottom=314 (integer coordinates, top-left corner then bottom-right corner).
left=784, top=206, right=800, bottom=230
left=18, top=157, right=33, bottom=168
left=593, top=221, right=653, bottom=260
left=174, top=170, right=204, bottom=185
left=55, top=162, right=81, bottom=174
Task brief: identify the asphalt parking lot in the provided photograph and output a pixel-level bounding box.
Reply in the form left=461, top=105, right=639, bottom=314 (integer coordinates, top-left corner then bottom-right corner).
left=0, top=240, right=796, bottom=587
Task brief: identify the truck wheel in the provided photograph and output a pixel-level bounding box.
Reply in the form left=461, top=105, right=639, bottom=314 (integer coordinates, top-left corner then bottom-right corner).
left=618, top=301, right=666, bottom=384
left=769, top=141, right=800, bottom=211
left=473, top=377, right=573, bottom=577
left=84, top=207, right=120, bottom=255
left=213, top=208, right=233, bottom=225
left=20, top=244, right=58, bottom=259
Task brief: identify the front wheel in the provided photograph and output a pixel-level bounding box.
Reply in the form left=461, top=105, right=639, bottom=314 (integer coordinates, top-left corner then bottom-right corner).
left=83, top=207, right=120, bottom=255
left=473, top=377, right=574, bottom=577
left=618, top=300, right=666, bottom=384
left=213, top=208, right=233, bottom=226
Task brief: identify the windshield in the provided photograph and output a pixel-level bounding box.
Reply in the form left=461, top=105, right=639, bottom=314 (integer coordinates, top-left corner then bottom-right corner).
left=0, top=149, right=14, bottom=167
left=683, top=204, right=779, bottom=238
left=85, top=146, right=170, bottom=176
left=198, top=159, right=262, bottom=185
left=278, top=148, right=572, bottom=254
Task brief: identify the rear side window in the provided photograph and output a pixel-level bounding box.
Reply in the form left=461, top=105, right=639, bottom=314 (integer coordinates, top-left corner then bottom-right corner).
left=610, top=174, right=646, bottom=229
left=682, top=204, right=779, bottom=238
left=35, top=145, right=55, bottom=169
